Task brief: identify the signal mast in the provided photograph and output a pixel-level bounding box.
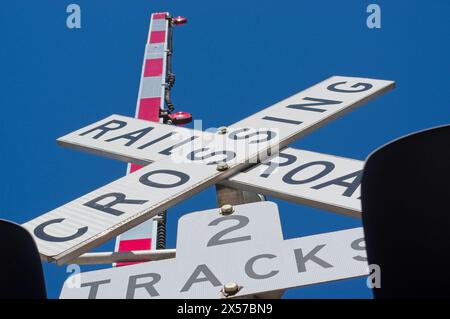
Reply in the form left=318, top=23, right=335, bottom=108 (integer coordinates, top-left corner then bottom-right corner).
left=114, top=12, right=265, bottom=281
left=114, top=12, right=190, bottom=266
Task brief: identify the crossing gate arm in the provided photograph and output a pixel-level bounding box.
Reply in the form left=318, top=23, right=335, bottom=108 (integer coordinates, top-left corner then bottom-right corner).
left=72, top=249, right=176, bottom=265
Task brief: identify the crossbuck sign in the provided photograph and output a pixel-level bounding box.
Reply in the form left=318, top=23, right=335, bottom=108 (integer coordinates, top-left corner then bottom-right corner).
left=23, top=76, right=394, bottom=295
left=60, top=202, right=368, bottom=299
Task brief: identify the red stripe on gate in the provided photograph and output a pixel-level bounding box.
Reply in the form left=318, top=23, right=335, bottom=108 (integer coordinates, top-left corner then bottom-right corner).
left=130, top=97, right=160, bottom=174
left=149, top=31, right=166, bottom=43
left=138, top=97, right=161, bottom=121
left=117, top=238, right=152, bottom=267
left=152, top=13, right=167, bottom=19
left=116, top=12, right=170, bottom=264
left=144, top=58, right=163, bottom=77
left=129, top=163, right=143, bottom=173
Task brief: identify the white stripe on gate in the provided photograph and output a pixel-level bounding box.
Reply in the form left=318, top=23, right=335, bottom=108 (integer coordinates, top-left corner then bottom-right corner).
left=115, top=12, right=170, bottom=263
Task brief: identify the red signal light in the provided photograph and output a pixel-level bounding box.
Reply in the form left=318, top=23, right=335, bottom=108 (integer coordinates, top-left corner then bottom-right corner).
left=172, top=16, right=187, bottom=25
left=168, top=111, right=192, bottom=125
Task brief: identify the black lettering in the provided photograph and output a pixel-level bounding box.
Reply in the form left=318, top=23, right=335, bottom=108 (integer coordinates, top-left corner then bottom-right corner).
left=180, top=264, right=221, bottom=292
left=294, top=245, right=333, bottom=273
left=312, top=170, right=362, bottom=197
left=126, top=273, right=161, bottom=298
left=327, top=81, right=373, bottom=93
left=79, top=119, right=127, bottom=139
left=105, top=127, right=154, bottom=146
left=351, top=238, right=367, bottom=262
left=81, top=280, right=111, bottom=299
left=261, top=116, right=303, bottom=125
left=245, top=254, right=279, bottom=279
left=187, top=148, right=236, bottom=165
left=159, top=136, right=198, bottom=156
left=260, top=151, right=297, bottom=178
left=228, top=128, right=276, bottom=144
left=286, top=97, right=342, bottom=113
left=34, top=218, right=88, bottom=242
left=283, top=161, right=335, bottom=185
left=83, top=192, right=148, bottom=216
left=139, top=169, right=189, bottom=188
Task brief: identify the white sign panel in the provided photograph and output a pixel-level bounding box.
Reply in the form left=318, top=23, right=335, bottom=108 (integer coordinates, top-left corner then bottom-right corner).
left=57, top=114, right=210, bottom=166
left=23, top=160, right=219, bottom=264
left=223, top=148, right=364, bottom=217
left=24, top=76, right=393, bottom=263
left=60, top=113, right=364, bottom=216
left=175, top=201, right=283, bottom=260
left=229, top=76, right=394, bottom=149
left=60, top=202, right=368, bottom=299
left=57, top=76, right=394, bottom=166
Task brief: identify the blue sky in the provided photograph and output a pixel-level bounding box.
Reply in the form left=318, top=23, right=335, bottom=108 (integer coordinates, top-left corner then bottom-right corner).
left=0, top=1, right=449, bottom=299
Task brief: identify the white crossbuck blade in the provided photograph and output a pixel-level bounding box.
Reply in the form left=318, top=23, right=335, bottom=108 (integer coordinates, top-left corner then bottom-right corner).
left=23, top=76, right=394, bottom=264
left=224, top=147, right=363, bottom=217
left=60, top=202, right=368, bottom=299
left=60, top=118, right=364, bottom=217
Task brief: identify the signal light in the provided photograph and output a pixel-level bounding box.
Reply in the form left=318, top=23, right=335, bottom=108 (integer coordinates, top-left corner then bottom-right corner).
left=172, top=16, right=187, bottom=26
left=168, top=111, right=192, bottom=125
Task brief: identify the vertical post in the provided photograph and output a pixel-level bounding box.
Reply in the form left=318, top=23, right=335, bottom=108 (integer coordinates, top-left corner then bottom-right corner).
left=113, top=12, right=172, bottom=266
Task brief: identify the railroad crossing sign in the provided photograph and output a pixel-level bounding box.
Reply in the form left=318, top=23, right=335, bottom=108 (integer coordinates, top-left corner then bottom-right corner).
left=22, top=75, right=394, bottom=265
left=224, top=147, right=363, bottom=217
left=59, top=116, right=364, bottom=216
left=60, top=202, right=368, bottom=299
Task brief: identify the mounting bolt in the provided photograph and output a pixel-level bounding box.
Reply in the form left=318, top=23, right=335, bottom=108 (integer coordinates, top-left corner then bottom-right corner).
left=217, top=126, right=228, bottom=134
left=222, top=282, right=240, bottom=297
left=220, top=204, right=234, bottom=215
left=216, top=162, right=229, bottom=171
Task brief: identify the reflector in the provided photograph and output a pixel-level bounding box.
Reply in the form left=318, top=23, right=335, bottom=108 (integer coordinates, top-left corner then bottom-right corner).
left=172, top=16, right=188, bottom=25
left=169, top=111, right=193, bottom=125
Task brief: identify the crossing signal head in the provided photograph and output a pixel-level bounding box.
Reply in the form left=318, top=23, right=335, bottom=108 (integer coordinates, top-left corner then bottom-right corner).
left=168, top=111, right=192, bottom=125
left=172, top=16, right=188, bottom=26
